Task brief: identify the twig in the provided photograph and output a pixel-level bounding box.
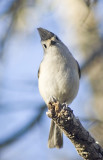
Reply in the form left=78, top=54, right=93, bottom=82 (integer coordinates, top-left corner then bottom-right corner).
left=47, top=100, right=103, bottom=160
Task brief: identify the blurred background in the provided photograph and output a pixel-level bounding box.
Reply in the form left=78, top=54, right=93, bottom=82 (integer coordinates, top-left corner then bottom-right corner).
left=0, top=0, right=103, bottom=160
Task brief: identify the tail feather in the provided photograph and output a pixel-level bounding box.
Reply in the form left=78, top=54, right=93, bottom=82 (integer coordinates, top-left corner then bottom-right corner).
left=48, top=120, right=63, bottom=148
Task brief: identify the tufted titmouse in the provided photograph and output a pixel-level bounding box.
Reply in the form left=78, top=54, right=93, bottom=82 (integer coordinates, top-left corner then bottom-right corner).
left=37, top=28, right=81, bottom=148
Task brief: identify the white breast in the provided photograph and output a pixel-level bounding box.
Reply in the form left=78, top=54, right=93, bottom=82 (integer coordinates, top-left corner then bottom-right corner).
left=38, top=46, right=79, bottom=105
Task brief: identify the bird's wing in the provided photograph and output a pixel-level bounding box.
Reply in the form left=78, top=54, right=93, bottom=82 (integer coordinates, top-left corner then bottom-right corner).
left=38, top=60, right=43, bottom=79
left=76, top=60, right=81, bottom=79
left=38, top=67, right=40, bottom=78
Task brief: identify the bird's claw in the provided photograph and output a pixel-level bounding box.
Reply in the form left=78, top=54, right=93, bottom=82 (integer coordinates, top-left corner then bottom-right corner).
left=49, top=96, right=57, bottom=103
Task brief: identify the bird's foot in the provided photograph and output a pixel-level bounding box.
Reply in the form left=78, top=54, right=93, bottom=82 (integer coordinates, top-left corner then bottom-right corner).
left=47, top=97, right=61, bottom=118
left=62, top=102, right=68, bottom=109
left=49, top=96, right=57, bottom=103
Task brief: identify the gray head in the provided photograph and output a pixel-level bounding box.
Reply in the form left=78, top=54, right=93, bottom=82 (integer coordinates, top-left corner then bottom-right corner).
left=37, top=28, right=54, bottom=41
left=37, top=28, right=62, bottom=52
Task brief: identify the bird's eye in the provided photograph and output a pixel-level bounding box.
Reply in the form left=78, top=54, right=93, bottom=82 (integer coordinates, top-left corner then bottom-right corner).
left=51, top=40, right=56, bottom=45
left=43, top=44, right=47, bottom=48
left=56, top=36, right=59, bottom=40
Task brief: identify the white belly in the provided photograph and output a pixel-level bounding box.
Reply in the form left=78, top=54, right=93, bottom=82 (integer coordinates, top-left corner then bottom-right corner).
left=38, top=53, right=79, bottom=105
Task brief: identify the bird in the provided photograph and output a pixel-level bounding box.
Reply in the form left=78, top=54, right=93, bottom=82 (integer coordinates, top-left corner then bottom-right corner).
left=37, top=27, right=81, bottom=149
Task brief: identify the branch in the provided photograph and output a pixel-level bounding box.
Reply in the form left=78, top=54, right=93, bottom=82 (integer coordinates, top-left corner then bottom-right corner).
left=83, top=0, right=98, bottom=7
left=81, top=44, right=103, bottom=74
left=47, top=100, right=103, bottom=160
left=0, top=0, right=22, bottom=58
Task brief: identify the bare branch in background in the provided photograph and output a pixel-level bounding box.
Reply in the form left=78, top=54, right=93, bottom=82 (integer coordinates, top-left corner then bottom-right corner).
left=83, top=0, right=98, bottom=6
left=47, top=100, right=103, bottom=160
left=0, top=0, right=19, bottom=15
left=81, top=44, right=103, bottom=73
left=84, top=0, right=91, bottom=6
left=0, top=0, right=23, bottom=58
left=0, top=105, right=46, bottom=148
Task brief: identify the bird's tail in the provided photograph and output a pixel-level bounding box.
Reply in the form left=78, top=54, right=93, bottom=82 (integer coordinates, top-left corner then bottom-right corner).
left=48, top=120, right=63, bottom=148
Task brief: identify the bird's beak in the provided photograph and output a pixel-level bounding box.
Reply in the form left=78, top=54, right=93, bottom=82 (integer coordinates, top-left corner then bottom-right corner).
left=37, top=28, right=54, bottom=41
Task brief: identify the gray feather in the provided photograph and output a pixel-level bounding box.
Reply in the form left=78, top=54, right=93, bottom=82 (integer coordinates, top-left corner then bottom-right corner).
left=76, top=60, right=81, bottom=79
left=48, top=120, right=63, bottom=148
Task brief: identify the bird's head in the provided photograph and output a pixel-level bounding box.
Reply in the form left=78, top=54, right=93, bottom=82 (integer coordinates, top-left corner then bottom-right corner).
left=37, top=28, right=63, bottom=54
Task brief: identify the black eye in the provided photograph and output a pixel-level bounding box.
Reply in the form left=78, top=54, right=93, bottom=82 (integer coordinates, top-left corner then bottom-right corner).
left=56, top=36, right=59, bottom=40
left=51, top=40, right=56, bottom=45
left=43, top=44, right=47, bottom=48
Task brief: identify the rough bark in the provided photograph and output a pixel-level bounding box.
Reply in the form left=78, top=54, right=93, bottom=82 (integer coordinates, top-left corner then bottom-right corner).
left=46, top=100, right=103, bottom=160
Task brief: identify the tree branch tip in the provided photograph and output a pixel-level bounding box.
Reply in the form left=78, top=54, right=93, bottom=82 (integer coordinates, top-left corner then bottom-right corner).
left=46, top=99, right=103, bottom=159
